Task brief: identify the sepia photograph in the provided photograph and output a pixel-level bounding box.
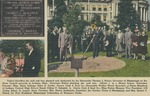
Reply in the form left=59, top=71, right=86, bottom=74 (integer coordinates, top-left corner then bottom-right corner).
left=47, top=0, right=150, bottom=77
left=1, top=0, right=150, bottom=96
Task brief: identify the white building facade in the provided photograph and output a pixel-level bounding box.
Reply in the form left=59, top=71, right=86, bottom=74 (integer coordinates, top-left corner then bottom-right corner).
left=76, top=0, right=149, bottom=28
left=47, top=0, right=149, bottom=29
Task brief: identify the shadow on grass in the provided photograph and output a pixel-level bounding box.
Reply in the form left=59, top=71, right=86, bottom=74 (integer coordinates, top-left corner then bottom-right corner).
left=145, top=56, right=150, bottom=60
left=48, top=56, right=88, bottom=72
left=48, top=62, right=61, bottom=71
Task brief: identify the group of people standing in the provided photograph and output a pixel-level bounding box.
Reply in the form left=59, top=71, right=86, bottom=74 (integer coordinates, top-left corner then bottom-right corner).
left=48, top=25, right=148, bottom=63
left=48, top=26, right=73, bottom=62
left=90, top=26, right=148, bottom=60
left=130, top=29, right=148, bottom=60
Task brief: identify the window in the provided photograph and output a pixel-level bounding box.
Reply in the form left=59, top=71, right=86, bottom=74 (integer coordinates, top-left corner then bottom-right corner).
left=93, top=7, right=96, bottom=11
left=104, top=8, right=107, bottom=11
left=103, top=15, right=107, bottom=21
left=82, top=6, right=85, bottom=10
left=98, top=8, right=102, bottom=11
left=98, top=6, right=102, bottom=11
left=92, top=5, right=96, bottom=11
left=104, top=5, right=107, bottom=11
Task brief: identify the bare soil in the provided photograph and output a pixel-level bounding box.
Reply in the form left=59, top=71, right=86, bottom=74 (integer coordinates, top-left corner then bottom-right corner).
left=49, top=56, right=126, bottom=73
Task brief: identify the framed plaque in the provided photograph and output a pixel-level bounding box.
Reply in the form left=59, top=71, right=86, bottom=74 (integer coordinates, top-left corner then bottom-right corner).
left=0, top=0, right=44, bottom=36
left=71, top=58, right=82, bottom=69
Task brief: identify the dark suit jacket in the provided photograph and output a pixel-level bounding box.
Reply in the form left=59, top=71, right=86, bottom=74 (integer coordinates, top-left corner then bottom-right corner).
left=92, top=30, right=100, bottom=46
left=23, top=49, right=41, bottom=77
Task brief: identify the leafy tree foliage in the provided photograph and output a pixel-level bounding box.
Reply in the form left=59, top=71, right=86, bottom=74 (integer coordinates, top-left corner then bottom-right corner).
left=63, top=4, right=81, bottom=36
left=48, top=0, right=68, bottom=28
left=63, top=1, right=89, bottom=53
left=91, top=13, right=109, bottom=29
left=63, top=1, right=89, bottom=37
left=116, top=0, right=141, bottom=31
left=0, top=40, right=44, bottom=56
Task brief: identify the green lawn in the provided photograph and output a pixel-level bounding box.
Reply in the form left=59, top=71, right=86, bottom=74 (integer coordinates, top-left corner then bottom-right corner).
left=146, top=31, right=150, bottom=40
left=38, top=58, right=44, bottom=77
left=48, top=44, right=150, bottom=77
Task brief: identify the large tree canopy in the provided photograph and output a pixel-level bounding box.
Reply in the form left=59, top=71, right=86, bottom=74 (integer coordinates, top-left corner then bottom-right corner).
left=0, top=40, right=44, bottom=56
left=63, top=1, right=88, bottom=37
left=48, top=0, right=67, bottom=28
left=116, top=0, right=141, bottom=31
left=91, top=13, right=109, bottom=29
left=62, top=0, right=90, bottom=53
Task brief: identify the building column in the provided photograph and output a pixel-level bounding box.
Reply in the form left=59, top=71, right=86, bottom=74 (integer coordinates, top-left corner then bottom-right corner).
left=133, top=4, right=135, bottom=9
left=87, top=3, right=89, bottom=21
left=146, top=8, right=148, bottom=30
left=52, top=0, right=55, bottom=12
left=143, top=8, right=146, bottom=21
left=116, top=3, right=118, bottom=16
left=140, top=7, right=143, bottom=21
left=115, top=3, right=117, bottom=16
left=102, top=5, right=104, bottom=21
left=96, top=5, right=98, bottom=11
left=112, top=3, right=114, bottom=18
left=112, top=3, right=115, bottom=17
left=109, top=3, right=111, bottom=20
left=146, top=8, right=148, bottom=22
left=136, top=3, right=138, bottom=11
left=47, top=5, right=50, bottom=17
left=89, top=5, right=92, bottom=21
left=88, top=5, right=90, bottom=21
left=89, top=5, right=91, bottom=11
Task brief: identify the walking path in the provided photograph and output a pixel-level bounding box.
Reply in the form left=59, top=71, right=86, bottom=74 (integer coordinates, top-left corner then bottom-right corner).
left=48, top=56, right=126, bottom=73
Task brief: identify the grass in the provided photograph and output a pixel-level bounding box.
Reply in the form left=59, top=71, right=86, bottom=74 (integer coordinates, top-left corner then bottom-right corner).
left=38, top=58, right=44, bottom=77
left=48, top=44, right=150, bottom=77
left=146, top=31, right=150, bottom=40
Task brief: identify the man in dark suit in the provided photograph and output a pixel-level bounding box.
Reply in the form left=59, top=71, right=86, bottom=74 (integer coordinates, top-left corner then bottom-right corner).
left=23, top=42, right=41, bottom=77
left=105, top=30, right=113, bottom=57
left=99, top=27, right=104, bottom=51
left=92, top=27, right=100, bottom=58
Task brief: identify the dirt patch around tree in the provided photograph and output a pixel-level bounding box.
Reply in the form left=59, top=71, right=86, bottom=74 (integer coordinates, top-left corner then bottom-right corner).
left=48, top=56, right=126, bottom=73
